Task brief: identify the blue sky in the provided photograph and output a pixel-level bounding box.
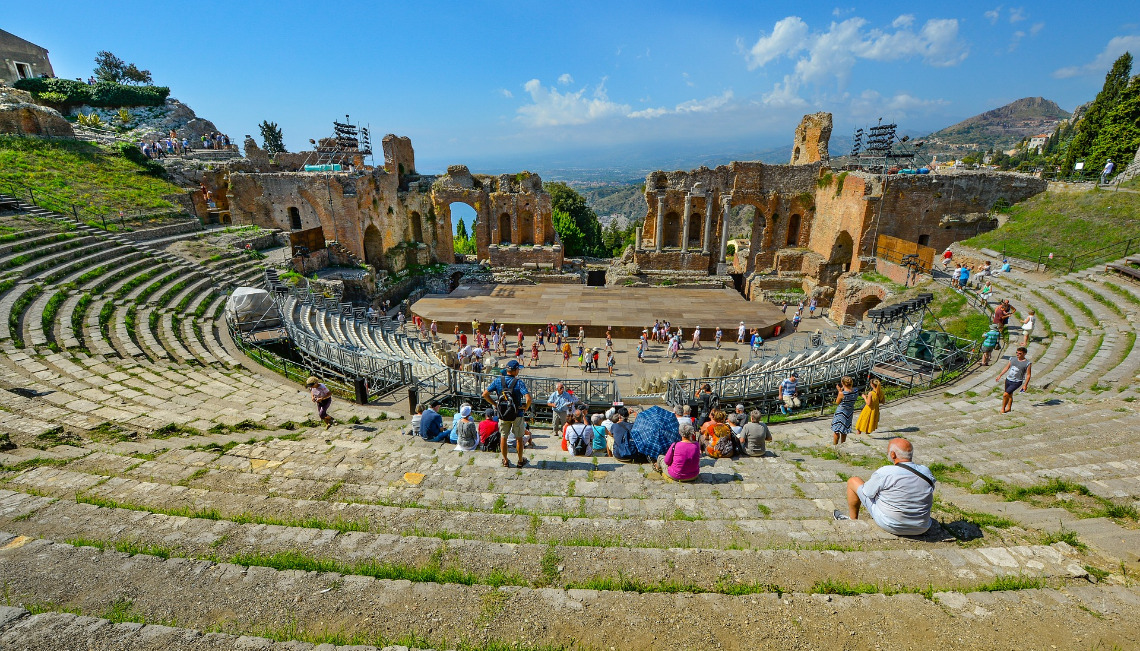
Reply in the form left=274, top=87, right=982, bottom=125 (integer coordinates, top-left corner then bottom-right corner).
left=9, top=1, right=1140, bottom=172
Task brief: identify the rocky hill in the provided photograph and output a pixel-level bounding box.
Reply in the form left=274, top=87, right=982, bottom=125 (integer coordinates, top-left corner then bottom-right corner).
left=925, top=97, right=1070, bottom=151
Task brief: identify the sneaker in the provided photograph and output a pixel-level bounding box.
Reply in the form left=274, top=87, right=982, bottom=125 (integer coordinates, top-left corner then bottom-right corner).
left=833, top=510, right=850, bottom=521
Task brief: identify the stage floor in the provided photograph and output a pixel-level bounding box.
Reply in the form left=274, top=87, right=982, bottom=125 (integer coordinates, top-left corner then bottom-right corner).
left=410, top=284, right=787, bottom=338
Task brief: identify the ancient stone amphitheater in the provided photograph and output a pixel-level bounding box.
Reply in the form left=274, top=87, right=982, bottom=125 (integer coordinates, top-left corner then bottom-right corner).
left=0, top=193, right=1138, bottom=649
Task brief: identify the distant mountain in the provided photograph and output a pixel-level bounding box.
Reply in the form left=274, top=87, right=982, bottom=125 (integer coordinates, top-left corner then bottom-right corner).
left=925, top=97, right=1070, bottom=150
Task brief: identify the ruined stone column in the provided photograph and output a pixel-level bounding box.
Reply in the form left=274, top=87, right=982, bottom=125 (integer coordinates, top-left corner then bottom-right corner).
left=635, top=226, right=642, bottom=250
left=681, top=193, right=692, bottom=253
left=654, top=194, right=665, bottom=252
left=719, top=199, right=730, bottom=264
left=702, top=194, right=714, bottom=254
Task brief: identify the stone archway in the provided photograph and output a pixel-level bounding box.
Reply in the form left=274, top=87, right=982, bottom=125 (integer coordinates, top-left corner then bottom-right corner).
left=363, top=224, right=384, bottom=267
left=518, top=210, right=535, bottom=245
left=687, top=209, right=702, bottom=248
left=410, top=212, right=424, bottom=242
left=787, top=214, right=801, bottom=246
left=830, top=231, right=855, bottom=271
left=498, top=213, right=512, bottom=244
left=662, top=211, right=682, bottom=247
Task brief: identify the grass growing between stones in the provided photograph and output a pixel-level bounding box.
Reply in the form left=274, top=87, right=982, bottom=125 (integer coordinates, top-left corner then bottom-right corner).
left=929, top=463, right=1139, bottom=524
left=1055, top=288, right=1099, bottom=326
left=1067, top=282, right=1126, bottom=318
left=0, top=457, right=71, bottom=472
left=1102, top=281, right=1140, bottom=307
left=8, top=283, right=43, bottom=347
left=229, top=549, right=526, bottom=588
left=66, top=537, right=174, bottom=559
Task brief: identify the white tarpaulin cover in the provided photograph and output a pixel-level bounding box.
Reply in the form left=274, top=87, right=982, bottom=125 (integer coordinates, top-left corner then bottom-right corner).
left=225, top=287, right=282, bottom=332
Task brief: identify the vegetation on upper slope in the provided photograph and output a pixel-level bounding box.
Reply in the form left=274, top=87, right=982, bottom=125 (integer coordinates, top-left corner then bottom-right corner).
left=926, top=97, right=1070, bottom=150
left=963, top=186, right=1140, bottom=266
left=0, top=135, right=182, bottom=216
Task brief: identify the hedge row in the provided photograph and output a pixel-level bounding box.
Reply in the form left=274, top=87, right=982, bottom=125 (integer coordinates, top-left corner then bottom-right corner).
left=13, top=78, right=170, bottom=108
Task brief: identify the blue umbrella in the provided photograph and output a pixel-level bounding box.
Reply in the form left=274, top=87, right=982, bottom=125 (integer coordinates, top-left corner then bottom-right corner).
left=630, top=405, right=680, bottom=460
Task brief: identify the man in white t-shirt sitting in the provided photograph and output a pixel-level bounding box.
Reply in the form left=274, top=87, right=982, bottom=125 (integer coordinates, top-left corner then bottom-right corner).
left=836, top=438, right=934, bottom=536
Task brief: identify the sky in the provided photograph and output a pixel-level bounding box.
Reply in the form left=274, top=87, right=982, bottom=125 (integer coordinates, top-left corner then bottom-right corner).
left=8, top=1, right=1140, bottom=173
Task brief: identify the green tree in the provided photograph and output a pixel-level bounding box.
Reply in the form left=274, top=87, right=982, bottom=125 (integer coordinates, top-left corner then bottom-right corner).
left=94, top=51, right=126, bottom=83
left=1062, top=52, right=1133, bottom=172
left=1087, top=74, right=1140, bottom=173
left=259, top=120, right=286, bottom=155
left=456, top=217, right=469, bottom=241
left=122, top=63, right=153, bottom=85
left=551, top=208, right=585, bottom=255
left=545, top=182, right=604, bottom=256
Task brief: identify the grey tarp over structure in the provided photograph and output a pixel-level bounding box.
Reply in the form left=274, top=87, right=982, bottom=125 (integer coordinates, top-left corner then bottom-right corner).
left=225, top=287, right=282, bottom=332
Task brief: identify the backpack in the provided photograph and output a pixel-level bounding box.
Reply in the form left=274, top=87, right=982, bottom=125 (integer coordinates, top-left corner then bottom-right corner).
left=698, top=392, right=719, bottom=418
left=709, top=424, right=736, bottom=458
left=570, top=424, right=590, bottom=456
left=496, top=376, right=519, bottom=421
left=479, top=430, right=500, bottom=452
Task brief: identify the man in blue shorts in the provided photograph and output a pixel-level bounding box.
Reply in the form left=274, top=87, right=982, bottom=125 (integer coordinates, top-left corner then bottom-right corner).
left=837, top=438, right=934, bottom=536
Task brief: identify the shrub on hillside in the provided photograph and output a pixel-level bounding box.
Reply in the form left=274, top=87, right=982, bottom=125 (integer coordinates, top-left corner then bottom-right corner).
left=13, top=78, right=170, bottom=108
left=116, top=142, right=166, bottom=178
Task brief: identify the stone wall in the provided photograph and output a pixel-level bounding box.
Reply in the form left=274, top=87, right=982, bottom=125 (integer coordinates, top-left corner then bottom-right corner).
left=632, top=250, right=714, bottom=272
left=790, top=112, right=832, bottom=165
left=830, top=275, right=889, bottom=325
left=488, top=244, right=563, bottom=269
left=119, top=219, right=201, bottom=242
left=0, top=30, right=54, bottom=84
left=226, top=140, right=555, bottom=276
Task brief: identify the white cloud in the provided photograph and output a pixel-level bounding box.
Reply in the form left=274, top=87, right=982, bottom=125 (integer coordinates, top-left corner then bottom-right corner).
left=745, top=14, right=968, bottom=105
left=984, top=7, right=1002, bottom=24
left=516, top=78, right=630, bottom=127
left=1053, top=34, right=1140, bottom=78
left=682, top=72, right=695, bottom=87
left=893, top=14, right=915, bottom=28
left=762, top=76, right=809, bottom=108
left=557, top=73, right=574, bottom=85
left=1029, top=22, right=1044, bottom=36
left=845, top=89, right=949, bottom=121
left=1009, top=7, right=1026, bottom=23
left=498, top=88, right=513, bottom=98
left=1009, top=30, right=1026, bottom=52
left=630, top=90, right=736, bottom=119
left=742, top=16, right=809, bottom=69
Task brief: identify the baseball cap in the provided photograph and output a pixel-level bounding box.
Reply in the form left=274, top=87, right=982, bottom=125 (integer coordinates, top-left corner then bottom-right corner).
left=505, top=360, right=521, bottom=370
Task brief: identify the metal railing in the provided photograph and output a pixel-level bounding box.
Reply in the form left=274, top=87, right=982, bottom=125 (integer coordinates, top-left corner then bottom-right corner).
left=0, top=180, right=193, bottom=231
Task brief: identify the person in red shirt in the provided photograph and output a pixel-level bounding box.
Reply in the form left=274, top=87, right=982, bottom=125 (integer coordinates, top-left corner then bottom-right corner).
left=477, top=408, right=499, bottom=446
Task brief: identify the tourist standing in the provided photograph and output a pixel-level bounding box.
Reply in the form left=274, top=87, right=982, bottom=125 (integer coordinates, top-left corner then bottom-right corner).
left=791, top=312, right=802, bottom=331
left=606, top=351, right=615, bottom=375
left=694, top=382, right=719, bottom=427
left=996, top=346, right=1032, bottom=414
left=482, top=360, right=532, bottom=468
left=779, top=372, right=800, bottom=415
left=808, top=298, right=818, bottom=318
left=854, top=378, right=884, bottom=437
left=692, top=326, right=702, bottom=350
left=528, top=341, right=540, bottom=367
left=1020, top=310, right=1036, bottom=347
left=715, top=327, right=723, bottom=350
left=737, top=321, right=745, bottom=344
left=546, top=382, right=576, bottom=437
left=305, top=377, right=334, bottom=430
left=831, top=376, right=859, bottom=446
left=1100, top=159, right=1114, bottom=185
left=981, top=324, right=1001, bottom=366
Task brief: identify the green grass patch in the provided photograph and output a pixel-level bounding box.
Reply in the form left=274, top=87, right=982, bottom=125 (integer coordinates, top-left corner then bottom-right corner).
left=229, top=549, right=524, bottom=588
left=1055, top=287, right=1099, bottom=326
left=1066, top=281, right=1125, bottom=318
left=964, top=187, right=1140, bottom=270
left=66, top=537, right=173, bottom=560
left=0, top=135, right=181, bottom=216
left=40, top=290, right=68, bottom=341
left=0, top=457, right=71, bottom=472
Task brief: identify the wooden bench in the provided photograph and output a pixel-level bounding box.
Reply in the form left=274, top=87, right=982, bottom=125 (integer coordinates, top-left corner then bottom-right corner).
left=1107, top=262, right=1140, bottom=282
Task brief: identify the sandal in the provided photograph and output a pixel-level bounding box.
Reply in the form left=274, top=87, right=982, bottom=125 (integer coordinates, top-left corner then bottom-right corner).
left=501, top=459, right=511, bottom=468
left=518, top=457, right=529, bottom=468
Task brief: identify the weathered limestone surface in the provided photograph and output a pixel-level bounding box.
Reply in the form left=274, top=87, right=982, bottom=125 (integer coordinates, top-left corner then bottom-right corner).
left=790, top=111, right=832, bottom=164
left=0, top=101, right=74, bottom=137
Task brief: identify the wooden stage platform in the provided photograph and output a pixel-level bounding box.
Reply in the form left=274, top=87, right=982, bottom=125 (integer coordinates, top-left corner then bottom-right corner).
left=410, top=285, right=787, bottom=339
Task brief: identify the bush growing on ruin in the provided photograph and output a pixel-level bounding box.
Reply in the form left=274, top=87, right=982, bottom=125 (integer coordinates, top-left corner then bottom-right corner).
left=545, top=182, right=606, bottom=257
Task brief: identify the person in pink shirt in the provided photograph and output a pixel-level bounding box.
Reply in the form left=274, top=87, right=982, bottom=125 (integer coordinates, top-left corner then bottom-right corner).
left=653, top=425, right=701, bottom=482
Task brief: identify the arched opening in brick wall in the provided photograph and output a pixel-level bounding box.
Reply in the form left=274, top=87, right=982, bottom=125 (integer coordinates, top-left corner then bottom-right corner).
left=518, top=210, right=535, bottom=245
left=410, top=212, right=424, bottom=243
left=687, top=208, right=703, bottom=248
left=662, top=211, right=682, bottom=247
left=830, top=231, right=854, bottom=271
left=449, top=202, right=477, bottom=245
left=918, top=234, right=930, bottom=247
left=288, top=207, right=302, bottom=230
left=850, top=294, right=883, bottom=322
left=498, top=213, right=512, bottom=245
left=729, top=205, right=756, bottom=241
left=363, top=224, right=384, bottom=268
left=787, top=214, right=801, bottom=246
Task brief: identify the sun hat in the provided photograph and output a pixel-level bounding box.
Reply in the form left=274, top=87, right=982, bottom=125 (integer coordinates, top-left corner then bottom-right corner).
left=305, top=377, right=319, bottom=386
left=459, top=405, right=472, bottom=418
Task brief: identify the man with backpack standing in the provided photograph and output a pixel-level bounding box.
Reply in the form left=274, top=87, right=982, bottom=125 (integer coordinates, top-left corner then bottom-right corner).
left=482, top=360, right=533, bottom=468
left=694, top=383, right=718, bottom=427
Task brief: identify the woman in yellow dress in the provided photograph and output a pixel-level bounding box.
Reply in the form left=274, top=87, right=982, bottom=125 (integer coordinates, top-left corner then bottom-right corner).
left=854, top=378, right=884, bottom=436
